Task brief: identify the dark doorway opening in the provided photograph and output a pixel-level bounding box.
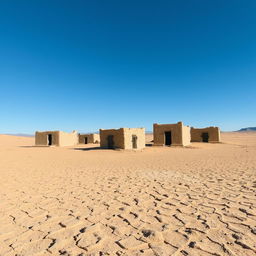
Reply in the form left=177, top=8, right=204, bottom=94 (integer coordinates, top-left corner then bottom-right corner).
left=107, top=135, right=114, bottom=149
left=47, top=134, right=52, bottom=146
left=132, top=135, right=138, bottom=149
left=84, top=137, right=88, bottom=144
left=165, top=131, right=172, bottom=146
left=202, top=132, right=209, bottom=142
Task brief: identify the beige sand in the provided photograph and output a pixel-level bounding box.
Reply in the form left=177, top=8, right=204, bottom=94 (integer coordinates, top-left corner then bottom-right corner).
left=0, top=133, right=255, bottom=256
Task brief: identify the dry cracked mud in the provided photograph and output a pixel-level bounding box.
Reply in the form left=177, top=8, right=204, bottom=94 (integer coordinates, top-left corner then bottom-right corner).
left=0, top=133, right=255, bottom=255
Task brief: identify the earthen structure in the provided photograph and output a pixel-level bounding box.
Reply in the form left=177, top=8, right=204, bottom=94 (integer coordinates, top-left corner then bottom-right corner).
left=153, top=122, right=191, bottom=146
left=191, top=127, right=221, bottom=143
left=78, top=133, right=100, bottom=144
left=35, top=130, right=78, bottom=147
left=99, top=128, right=145, bottom=150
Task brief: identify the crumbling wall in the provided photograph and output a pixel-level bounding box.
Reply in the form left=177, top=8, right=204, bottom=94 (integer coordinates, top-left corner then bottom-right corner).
left=93, top=134, right=100, bottom=143
left=191, top=127, right=221, bottom=142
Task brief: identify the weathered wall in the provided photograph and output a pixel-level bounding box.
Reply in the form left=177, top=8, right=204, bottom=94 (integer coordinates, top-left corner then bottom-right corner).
left=182, top=125, right=191, bottom=146
left=35, top=131, right=78, bottom=146
left=191, top=127, right=221, bottom=142
left=59, top=131, right=78, bottom=146
left=100, top=129, right=124, bottom=149
left=91, top=134, right=100, bottom=143
left=35, top=131, right=60, bottom=146
left=79, top=133, right=100, bottom=144
left=100, top=128, right=145, bottom=149
left=153, top=122, right=191, bottom=146
left=123, top=128, right=145, bottom=150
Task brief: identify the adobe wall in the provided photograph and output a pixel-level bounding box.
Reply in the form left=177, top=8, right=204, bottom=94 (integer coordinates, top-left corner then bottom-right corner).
left=100, top=128, right=145, bottom=149
left=79, top=133, right=100, bottom=144
left=35, top=131, right=60, bottom=146
left=153, top=122, right=191, bottom=146
left=100, top=128, right=125, bottom=149
left=123, top=128, right=145, bottom=150
left=191, top=127, right=221, bottom=142
left=93, top=133, right=100, bottom=143
left=59, top=131, right=78, bottom=146
left=182, top=125, right=191, bottom=146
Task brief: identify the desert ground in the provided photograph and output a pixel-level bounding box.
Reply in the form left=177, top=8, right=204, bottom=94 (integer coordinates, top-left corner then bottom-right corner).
left=0, top=133, right=255, bottom=256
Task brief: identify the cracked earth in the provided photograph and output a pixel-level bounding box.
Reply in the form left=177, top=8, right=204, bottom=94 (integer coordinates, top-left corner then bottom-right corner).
left=0, top=133, right=255, bottom=256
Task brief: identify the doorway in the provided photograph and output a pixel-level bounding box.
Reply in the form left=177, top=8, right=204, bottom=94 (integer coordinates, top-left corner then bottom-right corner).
left=202, top=132, right=209, bottom=142
left=132, top=135, right=138, bottom=149
left=165, top=131, right=172, bottom=146
left=107, top=135, right=114, bottom=149
left=84, top=137, right=88, bottom=144
left=47, top=134, right=52, bottom=146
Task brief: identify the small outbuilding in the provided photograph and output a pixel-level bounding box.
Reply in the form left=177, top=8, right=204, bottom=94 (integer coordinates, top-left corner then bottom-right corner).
left=153, top=122, right=191, bottom=146
left=191, top=127, right=221, bottom=143
left=78, top=133, right=100, bottom=144
left=35, top=130, right=78, bottom=147
left=99, top=128, right=145, bottom=150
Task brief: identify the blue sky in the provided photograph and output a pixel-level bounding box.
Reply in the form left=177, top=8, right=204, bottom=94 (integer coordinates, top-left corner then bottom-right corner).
left=0, top=0, right=255, bottom=133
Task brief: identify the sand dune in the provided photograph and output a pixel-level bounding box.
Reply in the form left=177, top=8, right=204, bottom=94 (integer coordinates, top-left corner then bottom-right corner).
left=0, top=133, right=255, bottom=255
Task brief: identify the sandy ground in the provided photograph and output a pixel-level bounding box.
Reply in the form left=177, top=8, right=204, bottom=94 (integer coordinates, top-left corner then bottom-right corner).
left=0, top=133, right=255, bottom=256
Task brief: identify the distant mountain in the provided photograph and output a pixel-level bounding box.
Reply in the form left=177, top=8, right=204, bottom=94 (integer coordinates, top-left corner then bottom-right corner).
left=4, top=133, right=34, bottom=137
left=237, top=127, right=256, bottom=132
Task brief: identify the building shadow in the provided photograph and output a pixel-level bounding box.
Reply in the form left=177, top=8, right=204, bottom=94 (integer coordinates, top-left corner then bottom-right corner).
left=73, top=147, right=103, bottom=151
left=19, top=146, right=37, bottom=148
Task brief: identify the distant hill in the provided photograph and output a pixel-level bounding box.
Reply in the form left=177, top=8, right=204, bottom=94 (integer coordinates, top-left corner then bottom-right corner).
left=4, top=133, right=34, bottom=137
left=237, top=127, right=256, bottom=132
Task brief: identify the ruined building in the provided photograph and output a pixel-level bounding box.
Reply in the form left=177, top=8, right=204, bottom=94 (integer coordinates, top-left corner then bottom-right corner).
left=99, top=128, right=145, bottom=150
left=35, top=130, right=78, bottom=147
left=78, top=133, right=100, bottom=144
left=191, top=127, right=221, bottom=143
left=153, top=122, right=191, bottom=146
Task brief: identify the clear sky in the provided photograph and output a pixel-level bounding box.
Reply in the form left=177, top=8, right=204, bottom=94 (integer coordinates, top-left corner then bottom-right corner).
left=0, top=0, right=255, bottom=133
